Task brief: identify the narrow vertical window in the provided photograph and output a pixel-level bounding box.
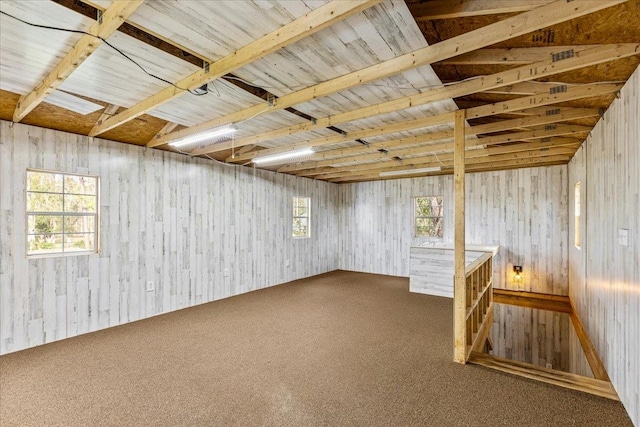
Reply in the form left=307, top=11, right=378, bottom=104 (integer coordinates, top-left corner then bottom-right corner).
left=26, top=169, right=99, bottom=256
left=415, top=196, right=444, bottom=238
left=292, top=196, right=310, bottom=238
left=574, top=182, right=581, bottom=249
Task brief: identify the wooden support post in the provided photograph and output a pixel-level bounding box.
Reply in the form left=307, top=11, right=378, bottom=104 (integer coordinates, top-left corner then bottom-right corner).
left=453, top=109, right=467, bottom=364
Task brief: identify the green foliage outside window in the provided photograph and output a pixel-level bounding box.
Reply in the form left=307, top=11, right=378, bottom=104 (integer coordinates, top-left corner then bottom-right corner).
left=415, top=196, right=443, bottom=238
left=26, top=170, right=98, bottom=255
left=292, top=197, right=310, bottom=238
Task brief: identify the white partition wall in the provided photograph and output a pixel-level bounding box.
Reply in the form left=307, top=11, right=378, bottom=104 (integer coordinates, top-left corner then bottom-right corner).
left=0, top=121, right=340, bottom=355
left=568, top=65, right=640, bottom=427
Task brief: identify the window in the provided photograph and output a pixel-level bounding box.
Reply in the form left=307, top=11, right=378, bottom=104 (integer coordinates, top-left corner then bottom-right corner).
left=414, top=196, right=444, bottom=238
left=292, top=197, right=310, bottom=238
left=574, top=182, right=581, bottom=249
left=26, top=169, right=99, bottom=256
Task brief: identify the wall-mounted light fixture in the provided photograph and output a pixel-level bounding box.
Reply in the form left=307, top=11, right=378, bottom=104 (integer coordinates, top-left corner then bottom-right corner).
left=513, top=265, right=523, bottom=283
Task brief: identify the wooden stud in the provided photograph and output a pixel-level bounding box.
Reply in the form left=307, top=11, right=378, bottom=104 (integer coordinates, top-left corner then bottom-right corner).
left=88, top=0, right=383, bottom=136
left=12, top=0, right=144, bottom=122
left=454, top=109, right=467, bottom=364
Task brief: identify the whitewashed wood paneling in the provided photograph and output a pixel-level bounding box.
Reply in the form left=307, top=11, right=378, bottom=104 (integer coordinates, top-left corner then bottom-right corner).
left=0, top=120, right=340, bottom=355
left=490, top=304, right=570, bottom=372
left=409, top=247, right=488, bottom=298
left=568, top=65, right=640, bottom=426
left=338, top=166, right=569, bottom=295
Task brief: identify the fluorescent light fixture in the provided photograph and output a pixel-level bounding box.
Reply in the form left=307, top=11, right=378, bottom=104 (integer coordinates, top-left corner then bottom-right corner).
left=168, top=125, right=236, bottom=148
left=379, top=167, right=441, bottom=177
left=253, top=148, right=314, bottom=165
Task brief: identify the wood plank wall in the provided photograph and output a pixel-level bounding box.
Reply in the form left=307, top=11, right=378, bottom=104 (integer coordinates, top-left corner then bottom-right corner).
left=491, top=303, right=570, bottom=371
left=568, top=65, right=640, bottom=426
left=338, top=166, right=569, bottom=294
left=0, top=120, right=340, bottom=355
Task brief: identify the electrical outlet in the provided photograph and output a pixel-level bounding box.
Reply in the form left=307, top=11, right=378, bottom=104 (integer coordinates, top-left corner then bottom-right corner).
left=146, top=281, right=154, bottom=292
left=224, top=268, right=229, bottom=277
left=286, top=259, right=290, bottom=267
left=546, top=363, right=553, bottom=369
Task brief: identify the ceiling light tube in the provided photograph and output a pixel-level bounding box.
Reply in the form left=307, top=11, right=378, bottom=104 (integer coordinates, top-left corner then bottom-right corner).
left=168, top=125, right=237, bottom=147
left=253, top=148, right=314, bottom=165
left=379, top=167, right=441, bottom=177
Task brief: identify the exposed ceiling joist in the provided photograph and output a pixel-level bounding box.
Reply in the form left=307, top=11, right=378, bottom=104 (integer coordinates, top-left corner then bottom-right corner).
left=12, top=0, right=144, bottom=122
left=329, top=150, right=573, bottom=182
left=312, top=142, right=581, bottom=180
left=439, top=45, right=609, bottom=65
left=408, top=0, right=554, bottom=21
left=88, top=0, right=382, bottom=137
left=151, top=121, right=179, bottom=141
left=279, top=109, right=598, bottom=173
left=232, top=82, right=619, bottom=166
left=293, top=126, right=589, bottom=177
left=94, top=103, right=119, bottom=127
left=329, top=155, right=573, bottom=183
left=198, top=42, right=638, bottom=158
left=160, top=0, right=624, bottom=150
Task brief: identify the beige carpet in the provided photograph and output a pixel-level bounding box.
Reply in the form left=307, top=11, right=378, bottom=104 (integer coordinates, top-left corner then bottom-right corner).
left=0, top=270, right=632, bottom=426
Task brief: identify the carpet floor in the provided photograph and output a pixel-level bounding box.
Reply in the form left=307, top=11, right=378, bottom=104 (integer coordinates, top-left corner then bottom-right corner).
left=0, top=270, right=632, bottom=426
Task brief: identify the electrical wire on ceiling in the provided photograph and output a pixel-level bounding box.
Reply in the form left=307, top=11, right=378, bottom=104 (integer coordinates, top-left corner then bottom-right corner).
left=2, top=10, right=623, bottom=102
left=0, top=10, right=206, bottom=96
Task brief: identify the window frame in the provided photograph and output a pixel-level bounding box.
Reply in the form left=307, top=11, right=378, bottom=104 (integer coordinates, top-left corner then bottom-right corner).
left=292, top=196, right=311, bottom=239
left=413, top=195, right=444, bottom=238
left=25, top=168, right=100, bottom=258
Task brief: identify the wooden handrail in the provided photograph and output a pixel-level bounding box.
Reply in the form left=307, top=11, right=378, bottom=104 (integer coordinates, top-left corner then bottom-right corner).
left=465, top=252, right=492, bottom=278
left=459, top=252, right=494, bottom=361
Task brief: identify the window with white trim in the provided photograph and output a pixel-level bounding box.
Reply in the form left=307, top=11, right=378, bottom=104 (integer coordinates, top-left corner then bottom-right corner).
left=292, top=197, right=310, bottom=238
left=414, top=196, right=444, bottom=238
left=26, top=169, right=99, bottom=256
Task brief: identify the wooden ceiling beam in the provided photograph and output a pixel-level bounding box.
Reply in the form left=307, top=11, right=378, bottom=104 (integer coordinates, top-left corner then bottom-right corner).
left=409, top=0, right=553, bottom=21
left=88, top=0, right=382, bottom=137
left=327, top=151, right=573, bottom=183
left=202, top=42, right=637, bottom=159
left=328, top=155, right=572, bottom=183
left=271, top=82, right=618, bottom=172
left=440, top=45, right=609, bottom=65
left=151, top=121, right=179, bottom=141
left=299, top=137, right=581, bottom=178
left=93, top=104, right=119, bottom=127
left=164, top=0, right=624, bottom=151
left=12, top=0, right=144, bottom=122
left=296, top=128, right=585, bottom=178
left=278, top=107, right=598, bottom=172
left=224, top=77, right=616, bottom=166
